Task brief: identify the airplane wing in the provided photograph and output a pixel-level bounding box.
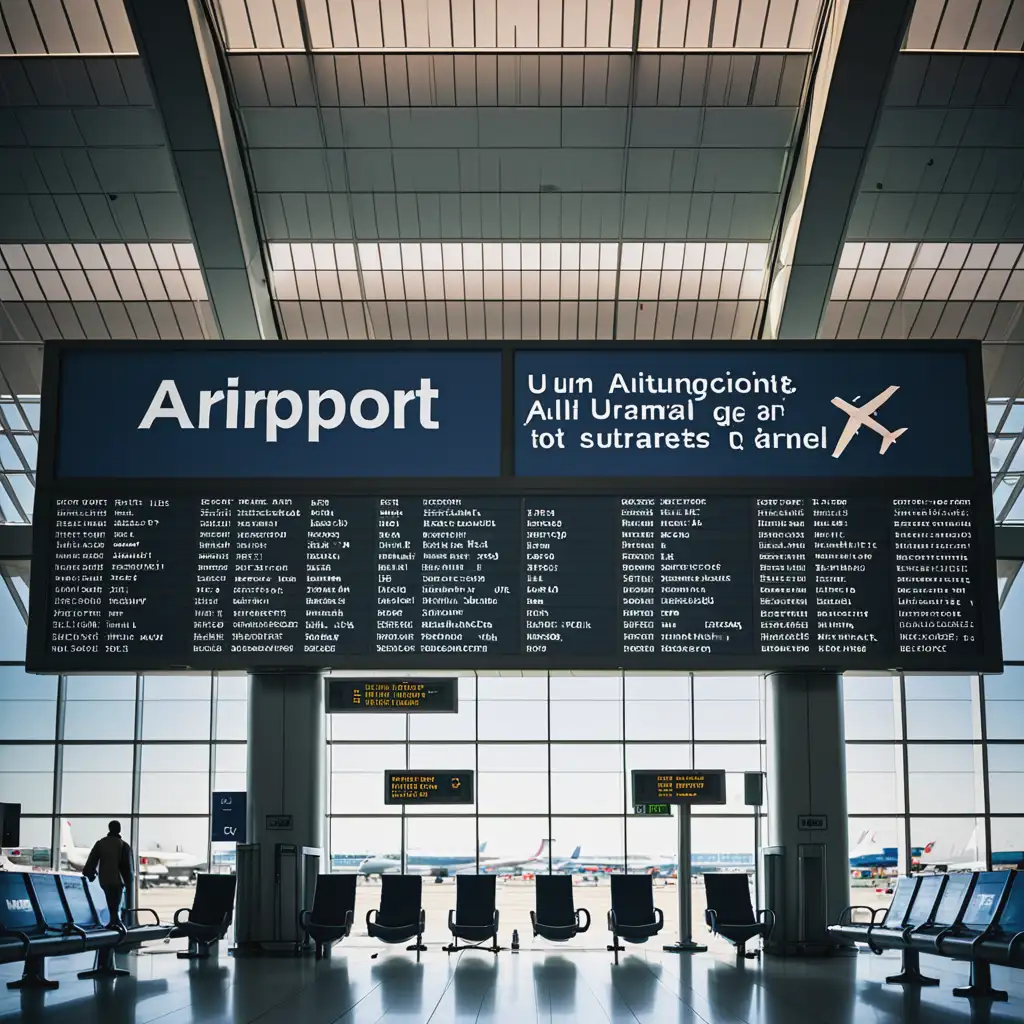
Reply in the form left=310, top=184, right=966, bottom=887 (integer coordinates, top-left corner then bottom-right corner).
left=831, top=417, right=861, bottom=459
left=857, top=385, right=899, bottom=417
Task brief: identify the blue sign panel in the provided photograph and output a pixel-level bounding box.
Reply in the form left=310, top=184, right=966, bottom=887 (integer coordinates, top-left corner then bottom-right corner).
left=514, top=349, right=974, bottom=477
left=56, top=350, right=502, bottom=478
left=211, top=791, right=246, bottom=843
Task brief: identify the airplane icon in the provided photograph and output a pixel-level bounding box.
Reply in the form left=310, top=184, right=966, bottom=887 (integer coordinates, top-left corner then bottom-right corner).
left=830, top=386, right=908, bottom=458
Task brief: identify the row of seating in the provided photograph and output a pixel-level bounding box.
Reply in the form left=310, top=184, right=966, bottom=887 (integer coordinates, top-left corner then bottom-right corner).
left=300, top=873, right=663, bottom=963
left=0, top=871, right=237, bottom=990
left=829, top=870, right=1024, bottom=1002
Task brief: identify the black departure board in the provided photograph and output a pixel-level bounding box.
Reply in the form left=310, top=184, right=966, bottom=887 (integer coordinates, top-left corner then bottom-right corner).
left=385, top=770, right=474, bottom=805
left=326, top=677, right=458, bottom=713
left=632, top=770, right=727, bottom=805
left=28, top=490, right=996, bottom=672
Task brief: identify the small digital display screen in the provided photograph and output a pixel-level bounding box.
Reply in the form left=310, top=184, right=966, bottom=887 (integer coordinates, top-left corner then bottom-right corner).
left=632, top=770, right=727, bottom=805
left=633, top=803, right=673, bottom=816
left=384, top=770, right=474, bottom=805
left=326, top=677, right=458, bottom=713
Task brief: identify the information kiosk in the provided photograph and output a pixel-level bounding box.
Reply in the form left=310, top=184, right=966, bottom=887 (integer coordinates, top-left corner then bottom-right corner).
left=631, top=770, right=727, bottom=953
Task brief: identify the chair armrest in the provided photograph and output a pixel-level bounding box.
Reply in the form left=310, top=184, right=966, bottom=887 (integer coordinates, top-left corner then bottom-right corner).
left=125, top=907, right=162, bottom=926
left=299, top=909, right=311, bottom=931
left=0, top=928, right=32, bottom=958
left=173, top=908, right=191, bottom=926
left=366, top=908, right=377, bottom=928
left=836, top=905, right=879, bottom=926
left=530, top=910, right=538, bottom=936
left=705, top=909, right=718, bottom=933
left=934, top=925, right=956, bottom=952
left=576, top=907, right=591, bottom=934
left=447, top=908, right=455, bottom=931
left=344, top=909, right=354, bottom=933
left=1007, top=931, right=1024, bottom=957
left=758, top=909, right=776, bottom=939
left=419, top=909, right=426, bottom=929
left=654, top=907, right=664, bottom=928
left=493, top=909, right=500, bottom=931
left=67, top=923, right=89, bottom=950
left=607, top=909, right=616, bottom=931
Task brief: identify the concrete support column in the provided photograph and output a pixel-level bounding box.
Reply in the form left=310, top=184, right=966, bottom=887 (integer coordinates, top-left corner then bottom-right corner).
left=765, top=671, right=849, bottom=954
left=246, top=670, right=324, bottom=944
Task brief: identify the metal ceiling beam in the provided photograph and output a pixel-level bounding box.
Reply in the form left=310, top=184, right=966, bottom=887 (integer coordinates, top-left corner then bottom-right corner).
left=121, top=0, right=276, bottom=339
left=764, top=0, right=915, bottom=340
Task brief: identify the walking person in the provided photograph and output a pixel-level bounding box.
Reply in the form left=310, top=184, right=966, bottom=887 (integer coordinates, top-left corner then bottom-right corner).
left=83, top=820, right=134, bottom=926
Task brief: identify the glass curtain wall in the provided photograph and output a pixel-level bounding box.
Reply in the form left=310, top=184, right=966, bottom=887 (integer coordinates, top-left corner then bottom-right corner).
left=2, top=566, right=1023, bottom=939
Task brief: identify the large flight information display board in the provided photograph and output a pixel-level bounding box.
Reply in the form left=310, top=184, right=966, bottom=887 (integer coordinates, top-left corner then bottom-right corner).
left=34, top=490, right=990, bottom=670
left=27, top=340, right=1000, bottom=674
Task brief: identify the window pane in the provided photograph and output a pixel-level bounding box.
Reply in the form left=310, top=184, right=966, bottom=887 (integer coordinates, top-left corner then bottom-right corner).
left=64, top=675, right=136, bottom=741
left=913, top=817, right=986, bottom=870
left=0, top=580, right=26, bottom=659
left=61, top=743, right=134, bottom=815
left=0, top=744, right=54, bottom=813
left=845, top=743, right=902, bottom=814
left=988, top=744, right=1024, bottom=813
left=330, top=744, right=402, bottom=815
left=215, top=672, right=249, bottom=741
left=991, top=818, right=1024, bottom=865
left=907, top=744, right=983, bottom=814
left=550, top=744, right=623, bottom=814
left=904, top=676, right=976, bottom=740
left=985, top=667, right=1024, bottom=740
left=478, top=676, right=547, bottom=741
left=550, top=676, right=622, bottom=741
left=843, top=674, right=897, bottom=740
left=693, top=676, right=761, bottom=740
left=139, top=745, right=209, bottom=814
left=136, top=817, right=209, bottom=885
left=329, top=816, right=400, bottom=871
left=478, top=744, right=547, bottom=814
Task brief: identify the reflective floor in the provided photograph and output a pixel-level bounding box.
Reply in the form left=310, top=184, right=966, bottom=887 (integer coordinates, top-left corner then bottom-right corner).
left=3, top=942, right=1023, bottom=1024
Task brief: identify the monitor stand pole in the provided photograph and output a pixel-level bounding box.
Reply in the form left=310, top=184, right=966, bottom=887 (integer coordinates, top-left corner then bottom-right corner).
left=664, top=804, right=707, bottom=953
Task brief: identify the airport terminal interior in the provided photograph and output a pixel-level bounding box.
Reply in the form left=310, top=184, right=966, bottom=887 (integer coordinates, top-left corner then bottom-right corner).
left=4, top=0, right=1024, bottom=1022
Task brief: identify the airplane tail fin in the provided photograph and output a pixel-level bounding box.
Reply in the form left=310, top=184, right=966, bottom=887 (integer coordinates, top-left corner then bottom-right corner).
left=569, top=845, right=581, bottom=860
left=60, top=819, right=73, bottom=851
left=880, top=427, right=907, bottom=454
left=534, top=838, right=551, bottom=861
left=478, top=841, right=488, bottom=854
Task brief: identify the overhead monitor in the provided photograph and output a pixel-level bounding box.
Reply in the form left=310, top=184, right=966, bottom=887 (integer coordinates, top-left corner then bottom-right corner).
left=384, top=770, right=474, bottom=806
left=632, top=770, right=727, bottom=806
left=326, top=677, right=458, bottom=713
left=27, top=340, right=999, bottom=674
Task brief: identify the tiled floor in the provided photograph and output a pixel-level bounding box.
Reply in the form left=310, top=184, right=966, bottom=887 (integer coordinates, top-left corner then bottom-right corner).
left=2, top=943, right=1022, bottom=1023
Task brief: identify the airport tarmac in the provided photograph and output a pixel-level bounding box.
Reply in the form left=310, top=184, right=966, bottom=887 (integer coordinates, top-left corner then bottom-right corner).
left=137, top=876, right=895, bottom=952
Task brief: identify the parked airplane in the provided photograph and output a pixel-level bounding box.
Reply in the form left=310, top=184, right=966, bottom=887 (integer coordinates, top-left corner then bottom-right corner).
left=359, top=840, right=560, bottom=877
left=60, top=820, right=206, bottom=887
left=831, top=386, right=907, bottom=458
left=919, top=828, right=1024, bottom=873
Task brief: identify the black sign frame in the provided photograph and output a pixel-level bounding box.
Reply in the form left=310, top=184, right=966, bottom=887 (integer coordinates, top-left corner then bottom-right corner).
left=326, top=677, right=458, bottom=713
left=27, top=338, right=1000, bottom=675
left=384, top=770, right=475, bottom=806
left=631, top=770, right=728, bottom=806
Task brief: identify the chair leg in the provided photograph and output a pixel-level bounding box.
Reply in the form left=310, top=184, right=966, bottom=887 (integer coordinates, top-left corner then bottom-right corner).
left=407, top=929, right=427, bottom=960
left=177, top=938, right=214, bottom=960
left=952, top=960, right=1008, bottom=1002
left=77, top=946, right=130, bottom=981
left=885, top=948, right=940, bottom=987
left=8, top=956, right=59, bottom=990
left=607, top=932, right=623, bottom=965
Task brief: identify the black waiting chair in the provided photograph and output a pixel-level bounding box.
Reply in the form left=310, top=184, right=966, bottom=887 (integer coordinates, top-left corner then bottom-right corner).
left=607, top=875, right=663, bottom=964
left=170, top=874, right=237, bottom=959
left=975, top=870, right=1024, bottom=968
left=444, top=875, right=500, bottom=954
left=366, top=875, right=426, bottom=960
left=931, top=871, right=1015, bottom=1001
left=300, top=874, right=357, bottom=959
left=905, top=872, right=974, bottom=957
left=531, top=875, right=591, bottom=943
left=703, top=872, right=774, bottom=959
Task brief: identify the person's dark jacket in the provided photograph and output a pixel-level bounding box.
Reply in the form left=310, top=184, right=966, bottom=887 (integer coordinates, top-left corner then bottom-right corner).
left=83, top=834, right=134, bottom=890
